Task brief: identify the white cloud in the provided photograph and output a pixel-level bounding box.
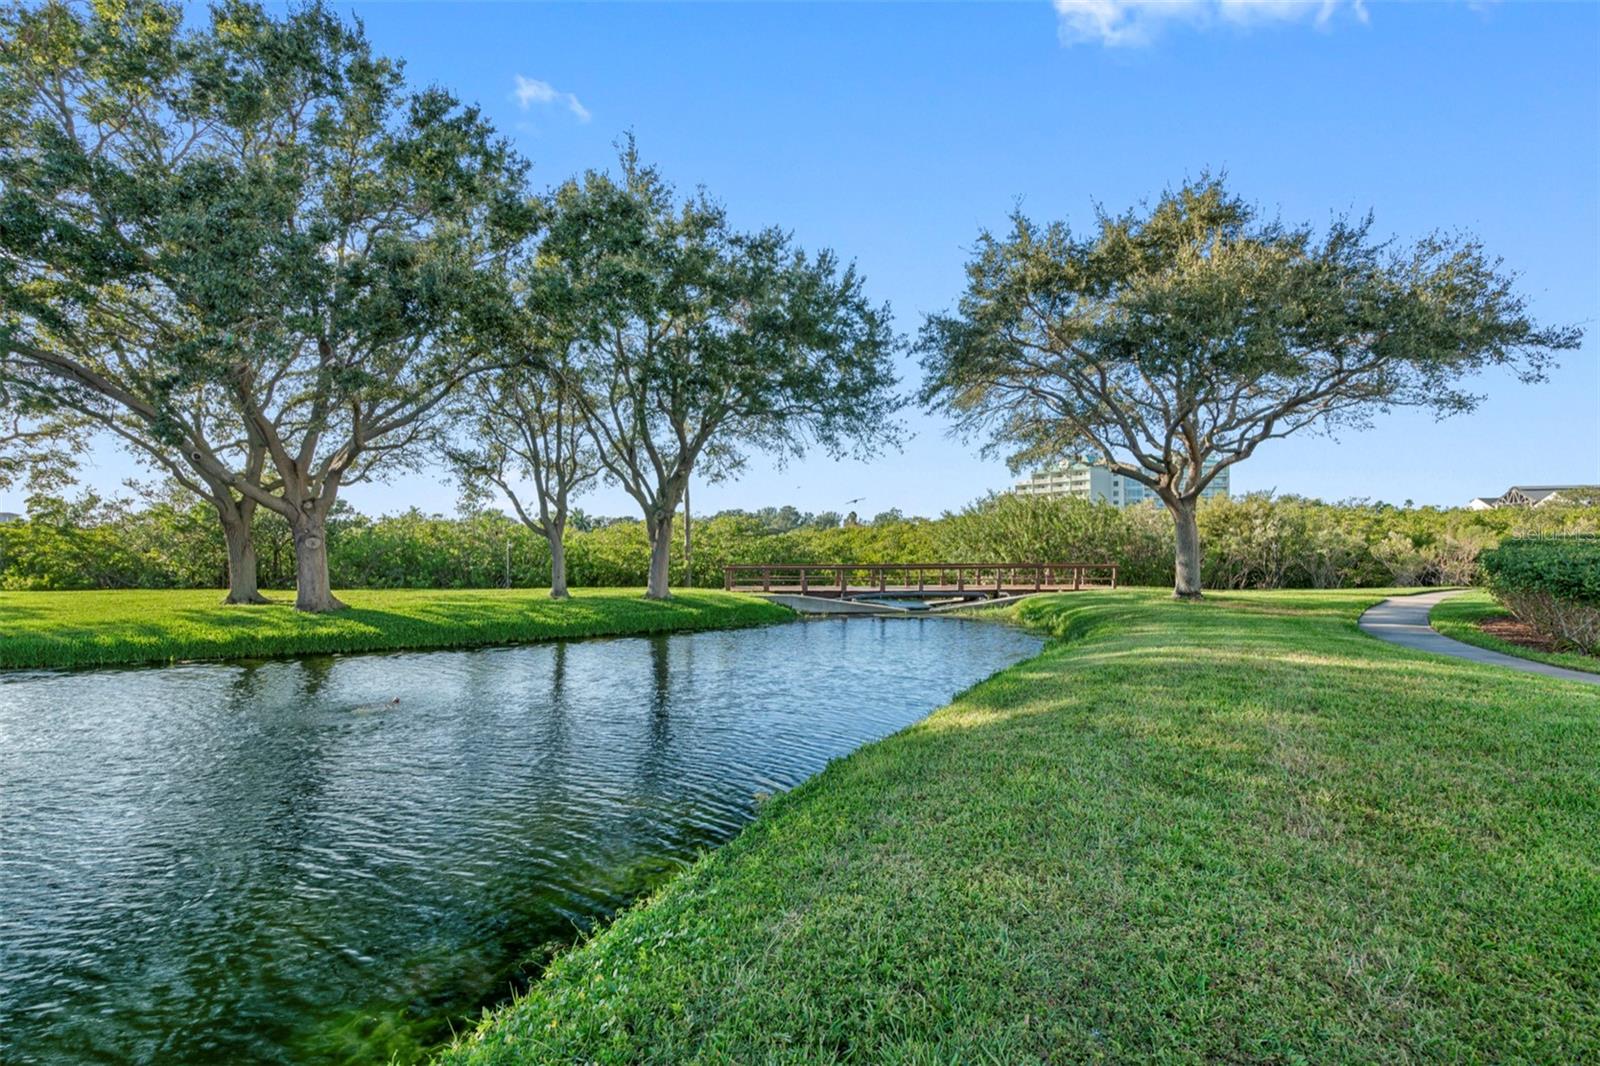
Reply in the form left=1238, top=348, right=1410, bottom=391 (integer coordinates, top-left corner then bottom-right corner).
left=512, top=75, right=591, bottom=123
left=1054, top=0, right=1369, bottom=46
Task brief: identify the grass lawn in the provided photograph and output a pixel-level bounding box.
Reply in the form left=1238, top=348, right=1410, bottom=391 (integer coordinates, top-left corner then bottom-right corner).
left=1430, top=588, right=1600, bottom=676
left=0, top=588, right=792, bottom=670
left=438, top=588, right=1599, bottom=1065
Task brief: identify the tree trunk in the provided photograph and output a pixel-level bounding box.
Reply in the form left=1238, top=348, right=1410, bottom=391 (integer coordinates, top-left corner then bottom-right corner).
left=547, top=530, right=569, bottom=599
left=645, top=513, right=673, bottom=600
left=682, top=476, right=692, bottom=588
left=292, top=512, right=345, bottom=613
left=219, top=511, right=268, bottom=605
left=1171, top=496, right=1203, bottom=599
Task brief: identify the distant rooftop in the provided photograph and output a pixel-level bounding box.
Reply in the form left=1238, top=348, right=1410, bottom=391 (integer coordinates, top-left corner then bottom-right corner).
left=1468, top=485, right=1597, bottom=509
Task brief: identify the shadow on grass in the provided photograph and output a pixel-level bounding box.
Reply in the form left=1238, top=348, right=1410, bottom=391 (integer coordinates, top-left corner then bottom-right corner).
left=0, top=589, right=791, bottom=670
left=0, top=602, right=51, bottom=623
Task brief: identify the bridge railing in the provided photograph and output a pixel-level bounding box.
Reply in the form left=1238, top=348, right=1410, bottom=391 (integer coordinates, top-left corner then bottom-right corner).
left=723, top=562, right=1118, bottom=595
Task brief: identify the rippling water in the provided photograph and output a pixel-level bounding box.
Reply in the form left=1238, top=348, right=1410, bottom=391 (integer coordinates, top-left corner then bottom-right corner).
left=0, top=616, right=1041, bottom=1065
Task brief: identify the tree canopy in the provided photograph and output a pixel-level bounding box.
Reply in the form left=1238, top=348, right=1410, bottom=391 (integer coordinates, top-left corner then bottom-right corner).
left=0, top=0, right=536, bottom=609
left=538, top=146, right=903, bottom=597
left=919, top=177, right=1581, bottom=596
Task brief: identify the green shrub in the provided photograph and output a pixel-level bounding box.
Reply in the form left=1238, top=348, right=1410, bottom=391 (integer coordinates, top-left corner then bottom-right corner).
left=1479, top=535, right=1600, bottom=653
left=1480, top=535, right=1600, bottom=604
left=5, top=491, right=1600, bottom=594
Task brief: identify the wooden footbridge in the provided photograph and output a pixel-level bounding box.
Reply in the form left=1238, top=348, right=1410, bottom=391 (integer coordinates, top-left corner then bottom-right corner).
left=724, top=562, right=1117, bottom=607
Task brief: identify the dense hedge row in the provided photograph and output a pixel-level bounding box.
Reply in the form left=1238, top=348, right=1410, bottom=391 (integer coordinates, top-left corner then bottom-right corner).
left=1479, top=535, right=1600, bottom=652
left=3, top=491, right=1598, bottom=593
left=1479, top=535, right=1600, bottom=604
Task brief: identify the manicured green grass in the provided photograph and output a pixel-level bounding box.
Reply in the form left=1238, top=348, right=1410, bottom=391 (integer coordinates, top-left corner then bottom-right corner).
left=438, top=588, right=1599, bottom=1065
left=1431, top=588, right=1600, bottom=675
left=0, top=588, right=792, bottom=670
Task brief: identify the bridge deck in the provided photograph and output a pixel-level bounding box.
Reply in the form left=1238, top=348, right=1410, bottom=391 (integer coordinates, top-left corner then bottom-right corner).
left=724, top=562, right=1117, bottom=599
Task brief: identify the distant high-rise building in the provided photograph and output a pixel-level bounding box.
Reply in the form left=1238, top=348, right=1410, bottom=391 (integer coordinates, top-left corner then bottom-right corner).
left=1013, top=457, right=1230, bottom=507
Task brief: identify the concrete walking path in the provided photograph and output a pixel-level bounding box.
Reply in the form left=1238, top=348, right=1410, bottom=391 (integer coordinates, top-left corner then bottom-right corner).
left=1358, top=590, right=1600, bottom=686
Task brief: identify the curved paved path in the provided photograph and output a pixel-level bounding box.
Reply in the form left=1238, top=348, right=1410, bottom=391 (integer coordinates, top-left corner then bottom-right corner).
left=1358, top=589, right=1600, bottom=686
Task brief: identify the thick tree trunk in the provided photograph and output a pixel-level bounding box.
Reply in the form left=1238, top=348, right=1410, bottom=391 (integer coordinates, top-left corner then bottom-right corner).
left=645, top=514, right=673, bottom=600
left=1171, top=496, right=1203, bottom=599
left=219, top=512, right=268, bottom=605
left=292, top=513, right=345, bottom=613
left=547, top=531, right=569, bottom=599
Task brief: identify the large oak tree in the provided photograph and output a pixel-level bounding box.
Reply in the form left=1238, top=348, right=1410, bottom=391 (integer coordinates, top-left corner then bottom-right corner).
left=539, top=147, right=902, bottom=598
left=0, top=0, right=533, bottom=610
left=1, top=0, right=284, bottom=601
left=919, top=178, right=1580, bottom=597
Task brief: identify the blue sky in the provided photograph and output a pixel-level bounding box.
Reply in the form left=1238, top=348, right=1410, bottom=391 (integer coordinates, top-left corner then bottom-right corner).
left=15, top=0, right=1598, bottom=519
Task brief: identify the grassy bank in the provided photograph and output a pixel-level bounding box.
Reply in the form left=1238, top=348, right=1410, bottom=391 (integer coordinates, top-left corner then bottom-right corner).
left=439, top=589, right=1599, bottom=1064
left=1430, top=588, right=1600, bottom=676
left=0, top=588, right=792, bottom=670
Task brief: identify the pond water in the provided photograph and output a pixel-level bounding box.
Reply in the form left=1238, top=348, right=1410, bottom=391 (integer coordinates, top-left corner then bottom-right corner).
left=0, top=617, right=1042, bottom=1065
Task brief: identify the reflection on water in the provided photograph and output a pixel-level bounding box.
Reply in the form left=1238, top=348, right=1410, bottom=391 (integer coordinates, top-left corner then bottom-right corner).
left=0, top=617, right=1041, bottom=1065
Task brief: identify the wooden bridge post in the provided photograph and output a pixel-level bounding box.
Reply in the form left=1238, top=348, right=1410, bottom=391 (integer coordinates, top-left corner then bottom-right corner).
left=1074, top=565, right=1082, bottom=591
left=801, top=569, right=809, bottom=594
left=839, top=567, right=847, bottom=594
left=763, top=567, right=771, bottom=592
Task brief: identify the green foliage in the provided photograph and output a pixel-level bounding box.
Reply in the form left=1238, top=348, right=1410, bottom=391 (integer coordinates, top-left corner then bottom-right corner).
left=439, top=590, right=1600, bottom=1063
left=1479, top=535, right=1600, bottom=605
left=0, top=407, right=80, bottom=495
left=5, top=492, right=1600, bottom=593
left=1478, top=535, right=1600, bottom=653
left=0, top=492, right=223, bottom=589
left=541, top=143, right=903, bottom=486
left=935, top=491, right=1171, bottom=581
left=919, top=176, right=1580, bottom=483
left=0, top=0, right=538, bottom=609
left=1197, top=495, right=1515, bottom=589
left=529, top=142, right=903, bottom=596
left=326, top=507, right=544, bottom=590
left=0, top=588, right=790, bottom=669
left=917, top=175, right=1582, bottom=595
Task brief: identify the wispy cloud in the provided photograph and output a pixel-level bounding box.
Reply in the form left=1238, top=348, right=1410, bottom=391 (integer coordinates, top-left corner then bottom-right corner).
left=1054, top=0, right=1369, bottom=47
left=512, top=75, right=591, bottom=123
